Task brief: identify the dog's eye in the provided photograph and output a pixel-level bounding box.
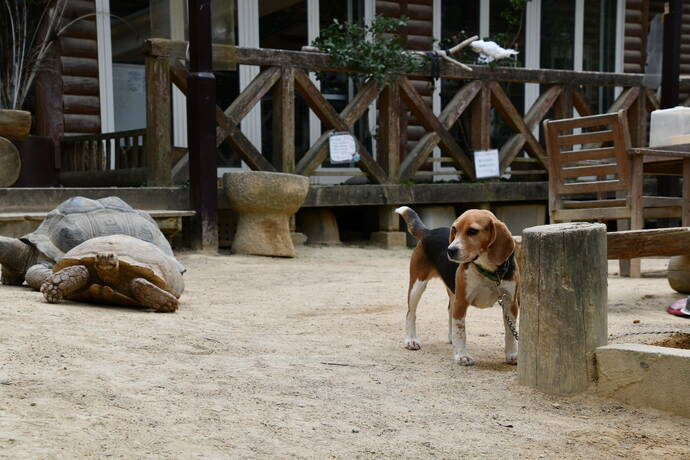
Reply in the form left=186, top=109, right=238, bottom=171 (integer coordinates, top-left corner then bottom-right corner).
left=467, top=228, right=479, bottom=236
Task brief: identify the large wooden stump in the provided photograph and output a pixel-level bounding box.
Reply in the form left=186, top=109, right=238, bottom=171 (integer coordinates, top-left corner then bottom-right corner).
left=518, top=222, right=608, bottom=395
left=0, top=109, right=31, bottom=141
left=0, top=137, right=21, bottom=187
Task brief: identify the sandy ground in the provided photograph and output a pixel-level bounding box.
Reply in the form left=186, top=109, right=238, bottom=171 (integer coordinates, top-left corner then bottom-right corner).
left=1, top=245, right=690, bottom=459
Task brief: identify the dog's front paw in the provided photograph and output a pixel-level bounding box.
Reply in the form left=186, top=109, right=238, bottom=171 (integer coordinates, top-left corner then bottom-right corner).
left=404, top=338, right=421, bottom=350
left=454, top=353, right=475, bottom=366
left=505, top=352, right=518, bottom=365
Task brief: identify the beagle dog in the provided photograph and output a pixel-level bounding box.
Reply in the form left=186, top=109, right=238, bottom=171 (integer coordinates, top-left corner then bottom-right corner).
left=395, top=207, right=519, bottom=366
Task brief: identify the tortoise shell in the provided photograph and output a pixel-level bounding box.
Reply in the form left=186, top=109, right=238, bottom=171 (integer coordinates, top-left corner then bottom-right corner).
left=54, top=235, right=184, bottom=298
left=21, top=196, right=184, bottom=273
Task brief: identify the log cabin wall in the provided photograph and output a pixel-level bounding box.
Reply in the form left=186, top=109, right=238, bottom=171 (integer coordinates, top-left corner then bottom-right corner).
left=35, top=0, right=101, bottom=145
left=376, top=0, right=434, bottom=158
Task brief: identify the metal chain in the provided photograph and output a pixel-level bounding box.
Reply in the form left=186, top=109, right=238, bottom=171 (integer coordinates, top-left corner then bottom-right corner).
left=608, top=329, right=689, bottom=340
left=498, top=293, right=519, bottom=342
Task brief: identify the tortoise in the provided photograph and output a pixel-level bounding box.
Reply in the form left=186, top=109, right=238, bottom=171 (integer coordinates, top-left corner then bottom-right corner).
left=0, top=196, right=183, bottom=289
left=40, top=234, right=184, bottom=312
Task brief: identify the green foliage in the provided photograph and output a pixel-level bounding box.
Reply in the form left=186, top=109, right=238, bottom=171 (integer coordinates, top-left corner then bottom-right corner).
left=311, top=15, right=423, bottom=87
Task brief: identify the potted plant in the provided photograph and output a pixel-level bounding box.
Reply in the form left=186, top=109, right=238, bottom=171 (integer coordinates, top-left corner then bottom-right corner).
left=0, top=0, right=67, bottom=141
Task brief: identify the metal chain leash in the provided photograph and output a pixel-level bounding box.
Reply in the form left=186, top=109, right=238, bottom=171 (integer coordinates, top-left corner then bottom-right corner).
left=498, top=293, right=519, bottom=342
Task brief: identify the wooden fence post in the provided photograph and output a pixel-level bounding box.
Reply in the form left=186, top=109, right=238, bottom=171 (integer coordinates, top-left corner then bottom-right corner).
left=187, top=0, right=219, bottom=251
left=145, top=50, right=172, bottom=186
left=518, top=222, right=608, bottom=395
left=470, top=81, right=491, bottom=151
left=378, top=80, right=400, bottom=183
left=272, top=66, right=295, bottom=172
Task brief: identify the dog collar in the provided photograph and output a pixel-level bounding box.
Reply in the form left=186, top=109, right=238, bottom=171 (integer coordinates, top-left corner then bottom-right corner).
left=470, top=252, right=515, bottom=285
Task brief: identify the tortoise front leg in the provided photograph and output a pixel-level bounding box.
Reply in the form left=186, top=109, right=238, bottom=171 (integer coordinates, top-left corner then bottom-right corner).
left=130, top=278, right=178, bottom=312
left=40, top=265, right=91, bottom=303
left=26, top=263, right=54, bottom=290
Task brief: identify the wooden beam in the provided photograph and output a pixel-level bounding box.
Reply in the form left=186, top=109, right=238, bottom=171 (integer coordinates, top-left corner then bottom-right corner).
left=378, top=81, right=401, bottom=182
left=144, top=40, right=686, bottom=88
left=145, top=53, right=172, bottom=186
left=607, top=227, right=690, bottom=259
left=489, top=82, right=547, bottom=169
left=399, top=77, right=475, bottom=179
left=499, top=85, right=562, bottom=172
left=272, top=66, right=295, bottom=172
left=400, top=80, right=481, bottom=179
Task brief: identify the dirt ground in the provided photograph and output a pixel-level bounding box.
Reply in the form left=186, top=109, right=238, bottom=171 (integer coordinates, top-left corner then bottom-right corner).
left=1, top=245, right=690, bottom=459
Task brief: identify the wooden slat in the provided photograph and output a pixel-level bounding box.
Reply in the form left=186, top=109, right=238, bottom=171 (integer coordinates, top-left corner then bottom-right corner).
left=558, top=130, right=614, bottom=147
left=607, top=87, right=640, bottom=113
left=560, top=163, right=619, bottom=179
left=572, top=88, right=593, bottom=117
left=59, top=37, right=98, bottom=59
left=64, top=114, right=100, bottom=133
left=563, top=199, right=627, bottom=209
left=559, top=179, right=628, bottom=194
left=560, top=147, right=616, bottom=163
left=553, top=206, right=631, bottom=221
left=398, top=76, right=475, bottom=179
left=63, top=95, right=100, bottom=115
left=61, top=57, right=98, bottom=77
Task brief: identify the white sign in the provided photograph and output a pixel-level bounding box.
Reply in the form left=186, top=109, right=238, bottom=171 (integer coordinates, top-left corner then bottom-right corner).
left=328, top=132, right=359, bottom=163
left=474, top=149, right=500, bottom=179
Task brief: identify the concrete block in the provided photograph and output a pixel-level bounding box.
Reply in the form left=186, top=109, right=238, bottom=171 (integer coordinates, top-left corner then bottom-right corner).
left=494, top=204, right=546, bottom=236
left=596, top=343, right=690, bottom=418
left=371, top=231, right=406, bottom=249
left=297, top=208, right=341, bottom=245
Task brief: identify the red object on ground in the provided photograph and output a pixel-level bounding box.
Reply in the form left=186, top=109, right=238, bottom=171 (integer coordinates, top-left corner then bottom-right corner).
left=667, top=298, right=690, bottom=318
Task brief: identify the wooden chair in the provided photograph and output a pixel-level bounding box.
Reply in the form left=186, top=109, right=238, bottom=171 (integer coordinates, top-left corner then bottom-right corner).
left=543, top=111, right=682, bottom=277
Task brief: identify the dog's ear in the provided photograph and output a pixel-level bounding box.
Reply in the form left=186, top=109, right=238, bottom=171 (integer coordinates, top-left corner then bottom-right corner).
left=448, top=226, right=457, bottom=244
left=487, top=218, right=514, bottom=266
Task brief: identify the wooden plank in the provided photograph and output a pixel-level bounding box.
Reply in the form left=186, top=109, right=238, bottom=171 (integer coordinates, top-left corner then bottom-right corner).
left=560, top=163, right=619, bottom=179
left=607, top=228, right=690, bottom=259
left=145, top=54, right=172, bottom=186
left=398, top=77, right=475, bottom=179
left=518, top=222, right=607, bottom=395
left=62, top=76, right=99, bottom=96
left=63, top=95, right=100, bottom=115
left=549, top=112, right=619, bottom=131
left=293, top=70, right=343, bottom=129
left=64, top=114, right=100, bottom=133
left=559, top=179, right=628, bottom=194
left=400, top=80, right=481, bottom=178
left=61, top=57, right=99, bottom=77
left=489, top=82, right=547, bottom=168
left=562, top=198, right=627, bottom=209
left=224, top=66, right=281, bottom=125
left=557, top=130, right=614, bottom=147
left=295, top=131, right=331, bottom=176
left=272, top=67, right=295, bottom=172
left=145, top=40, right=663, bottom=87
left=274, top=181, right=549, bottom=208
left=560, top=147, right=616, bottom=163
left=378, top=81, right=401, bottom=182
left=553, top=206, right=631, bottom=221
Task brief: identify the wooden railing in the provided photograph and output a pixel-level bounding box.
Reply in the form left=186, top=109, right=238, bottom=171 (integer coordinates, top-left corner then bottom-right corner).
left=59, top=129, right=147, bottom=186
left=143, top=38, right=690, bottom=185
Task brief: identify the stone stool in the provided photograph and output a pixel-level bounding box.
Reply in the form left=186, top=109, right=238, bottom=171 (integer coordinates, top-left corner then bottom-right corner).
left=223, top=171, right=309, bottom=257
left=668, top=255, right=690, bottom=293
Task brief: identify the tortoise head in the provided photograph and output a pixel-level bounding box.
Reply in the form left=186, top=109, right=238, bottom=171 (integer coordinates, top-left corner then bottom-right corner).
left=94, top=252, right=119, bottom=285
left=0, top=236, right=35, bottom=285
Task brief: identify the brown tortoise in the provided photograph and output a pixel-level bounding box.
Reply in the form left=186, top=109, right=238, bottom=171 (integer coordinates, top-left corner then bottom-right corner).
left=40, top=235, right=184, bottom=312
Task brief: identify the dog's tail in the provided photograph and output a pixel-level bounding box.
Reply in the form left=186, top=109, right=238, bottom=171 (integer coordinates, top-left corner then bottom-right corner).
left=394, top=206, right=429, bottom=240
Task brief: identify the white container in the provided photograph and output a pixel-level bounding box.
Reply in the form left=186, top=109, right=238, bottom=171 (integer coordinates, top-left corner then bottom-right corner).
left=649, top=106, right=690, bottom=147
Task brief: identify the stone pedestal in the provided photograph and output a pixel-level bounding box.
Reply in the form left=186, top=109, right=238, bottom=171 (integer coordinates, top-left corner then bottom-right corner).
left=297, top=208, right=341, bottom=245
left=223, top=171, right=309, bottom=257
left=371, top=231, right=406, bottom=249
left=668, top=255, right=690, bottom=293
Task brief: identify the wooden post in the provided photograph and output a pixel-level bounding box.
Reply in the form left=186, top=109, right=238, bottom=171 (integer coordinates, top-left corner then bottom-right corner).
left=518, top=222, right=608, bottom=395
left=661, top=0, right=682, bottom=108
left=272, top=66, right=295, bottom=172
left=378, top=80, right=400, bottom=183
left=187, top=0, right=219, bottom=250
left=145, top=52, right=172, bottom=186
left=470, top=81, right=491, bottom=151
